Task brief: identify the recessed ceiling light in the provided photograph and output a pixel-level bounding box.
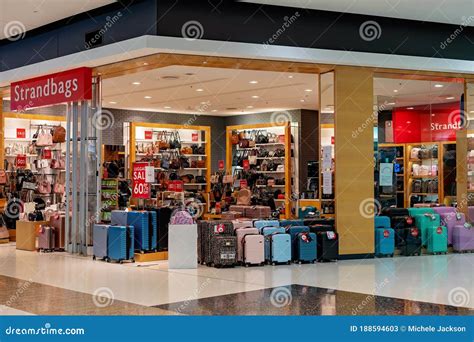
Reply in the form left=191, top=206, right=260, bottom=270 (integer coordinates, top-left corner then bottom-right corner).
left=109, top=101, right=117, bottom=104
left=300, top=99, right=305, bottom=102
left=393, top=90, right=399, bottom=93
left=288, top=75, right=294, bottom=79
left=164, top=106, right=172, bottom=109
left=249, top=80, right=258, bottom=84
left=144, top=96, right=152, bottom=99
left=200, top=101, right=207, bottom=105
left=407, top=107, right=414, bottom=110
left=304, top=89, right=313, bottom=92
left=434, top=84, right=444, bottom=88
left=196, top=88, right=204, bottom=92
left=211, top=109, right=217, bottom=112
left=132, top=82, right=141, bottom=85
left=324, top=107, right=332, bottom=111
left=251, top=95, right=259, bottom=99
left=247, top=106, right=254, bottom=109
left=143, top=62, right=148, bottom=66
left=470, top=110, right=474, bottom=114
left=446, top=96, right=455, bottom=100
left=387, top=102, right=396, bottom=105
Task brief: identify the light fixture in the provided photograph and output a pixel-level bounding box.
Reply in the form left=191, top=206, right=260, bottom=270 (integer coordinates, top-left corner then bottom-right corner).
left=446, top=96, right=455, bottom=100
left=200, top=101, right=207, bottom=104
left=251, top=95, right=259, bottom=99
left=434, top=84, right=444, bottom=88
left=300, top=99, right=305, bottom=102
left=407, top=107, right=414, bottom=110
left=143, top=62, right=148, bottom=66
left=324, top=107, right=332, bottom=111
left=132, top=82, right=141, bottom=85
left=288, top=75, right=294, bottom=79
left=196, top=88, right=204, bottom=92
left=109, top=101, right=117, bottom=104
left=249, top=80, right=258, bottom=84
left=211, top=109, right=217, bottom=112
left=387, top=102, right=396, bottom=105
left=393, top=89, right=399, bottom=93
left=144, top=96, right=152, bottom=99
left=164, top=106, right=172, bottom=109
left=304, top=89, right=313, bottom=92
left=247, top=105, right=254, bottom=109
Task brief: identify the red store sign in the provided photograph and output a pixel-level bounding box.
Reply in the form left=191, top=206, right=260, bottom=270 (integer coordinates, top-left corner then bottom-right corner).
left=10, top=67, right=93, bottom=111
left=16, top=128, right=26, bottom=139
left=132, top=162, right=151, bottom=199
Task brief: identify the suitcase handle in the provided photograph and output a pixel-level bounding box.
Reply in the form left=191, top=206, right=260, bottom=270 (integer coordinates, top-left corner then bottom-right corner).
left=126, top=226, right=132, bottom=259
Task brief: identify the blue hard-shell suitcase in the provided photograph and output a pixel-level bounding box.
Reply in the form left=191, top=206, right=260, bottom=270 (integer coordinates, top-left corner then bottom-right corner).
left=148, top=211, right=158, bottom=251
left=375, top=228, right=395, bottom=257
left=280, top=219, right=304, bottom=227
left=127, top=211, right=150, bottom=252
left=269, top=233, right=291, bottom=265
left=262, top=227, right=286, bottom=261
left=93, top=224, right=109, bottom=260
left=375, top=216, right=391, bottom=229
left=295, top=232, right=317, bottom=263
left=287, top=226, right=309, bottom=260
left=107, top=225, right=134, bottom=263
left=111, top=210, right=128, bottom=226
left=254, top=220, right=280, bottom=231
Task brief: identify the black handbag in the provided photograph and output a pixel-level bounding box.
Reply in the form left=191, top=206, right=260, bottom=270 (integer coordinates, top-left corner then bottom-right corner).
left=169, top=131, right=181, bottom=150
left=196, top=175, right=206, bottom=184
left=256, top=130, right=269, bottom=144
left=179, top=156, right=190, bottom=168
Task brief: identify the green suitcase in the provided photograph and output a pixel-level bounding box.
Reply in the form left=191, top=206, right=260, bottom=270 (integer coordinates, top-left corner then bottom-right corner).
left=414, top=213, right=440, bottom=246
left=426, top=225, right=447, bottom=254
left=408, top=208, right=435, bottom=216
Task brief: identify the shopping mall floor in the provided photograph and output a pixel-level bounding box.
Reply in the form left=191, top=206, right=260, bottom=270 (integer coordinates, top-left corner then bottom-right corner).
left=0, top=243, right=472, bottom=316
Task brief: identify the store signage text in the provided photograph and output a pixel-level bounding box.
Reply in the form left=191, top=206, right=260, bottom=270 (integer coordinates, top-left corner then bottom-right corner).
left=16, top=128, right=26, bottom=139
left=144, top=131, right=153, bottom=140
left=15, top=155, right=27, bottom=168
left=10, top=67, right=92, bottom=111
left=132, top=162, right=151, bottom=199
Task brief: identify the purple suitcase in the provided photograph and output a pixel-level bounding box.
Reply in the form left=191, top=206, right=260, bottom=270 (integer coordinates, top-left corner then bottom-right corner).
left=235, top=227, right=259, bottom=262
left=433, top=207, right=464, bottom=245
left=468, top=206, right=474, bottom=222
left=242, top=234, right=264, bottom=266
left=452, top=225, right=474, bottom=252
left=38, top=225, right=55, bottom=252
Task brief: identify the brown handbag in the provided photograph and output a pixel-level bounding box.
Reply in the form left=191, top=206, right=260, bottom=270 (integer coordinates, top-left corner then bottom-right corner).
left=196, top=160, right=206, bottom=168
left=231, top=131, right=240, bottom=145
left=0, top=170, right=7, bottom=184
left=52, top=125, right=66, bottom=143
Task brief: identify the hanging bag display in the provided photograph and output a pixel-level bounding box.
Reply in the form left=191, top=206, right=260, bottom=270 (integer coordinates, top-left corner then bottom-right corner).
left=52, top=125, right=66, bottom=143
left=231, top=130, right=240, bottom=145
left=0, top=170, right=6, bottom=185
left=36, top=128, right=53, bottom=147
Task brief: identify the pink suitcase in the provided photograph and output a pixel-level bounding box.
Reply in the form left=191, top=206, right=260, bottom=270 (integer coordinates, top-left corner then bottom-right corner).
left=432, top=207, right=465, bottom=245
left=38, top=225, right=55, bottom=252
left=235, top=227, right=259, bottom=262
left=452, top=225, right=474, bottom=252
left=242, top=234, right=264, bottom=266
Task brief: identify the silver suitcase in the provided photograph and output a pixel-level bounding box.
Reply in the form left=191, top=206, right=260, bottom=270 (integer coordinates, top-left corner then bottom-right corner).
left=38, top=225, right=55, bottom=252
left=93, top=224, right=109, bottom=260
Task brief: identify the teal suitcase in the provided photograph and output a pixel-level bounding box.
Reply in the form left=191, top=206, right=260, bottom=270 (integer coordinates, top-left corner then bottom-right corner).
left=414, top=213, right=440, bottom=246
left=426, top=225, right=448, bottom=254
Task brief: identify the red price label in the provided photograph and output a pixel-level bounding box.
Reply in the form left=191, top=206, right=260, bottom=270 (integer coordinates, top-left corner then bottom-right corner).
left=174, top=180, right=184, bottom=192
left=383, top=230, right=390, bottom=238
left=214, top=224, right=225, bottom=233
left=242, top=159, right=250, bottom=170
left=192, top=133, right=199, bottom=142
left=16, top=128, right=26, bottom=139
left=406, top=217, right=413, bottom=225
left=42, top=149, right=52, bottom=159
left=331, top=136, right=335, bottom=145
left=436, top=226, right=443, bottom=234
left=218, top=160, right=224, bottom=170
left=132, top=162, right=151, bottom=199
left=240, top=179, right=248, bottom=188
left=411, top=228, right=419, bottom=237
left=144, top=131, right=153, bottom=140
left=15, top=155, right=27, bottom=168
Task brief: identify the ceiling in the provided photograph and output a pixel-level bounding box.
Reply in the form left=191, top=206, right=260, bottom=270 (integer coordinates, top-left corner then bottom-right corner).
left=244, top=0, right=474, bottom=26
left=374, top=78, right=464, bottom=109
left=102, top=66, right=319, bottom=116
left=0, top=0, right=115, bottom=40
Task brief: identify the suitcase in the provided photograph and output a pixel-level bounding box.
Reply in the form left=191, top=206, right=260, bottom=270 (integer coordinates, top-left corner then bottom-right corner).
left=390, top=215, right=415, bottom=247
left=111, top=210, right=128, bottom=226
left=242, top=234, right=264, bottom=266
left=452, top=224, right=474, bottom=252
left=309, top=224, right=334, bottom=234
left=50, top=214, right=66, bottom=251
left=210, top=236, right=236, bottom=268
left=408, top=207, right=435, bottom=217
left=127, top=211, right=151, bottom=252
left=426, top=226, right=447, bottom=254
left=269, top=233, right=291, bottom=265
left=468, top=206, right=474, bottom=222
left=229, top=205, right=249, bottom=214
left=432, top=208, right=465, bottom=245
left=298, top=206, right=318, bottom=219
left=244, top=206, right=271, bottom=219
left=414, top=213, right=440, bottom=246
left=295, top=232, right=317, bottom=263
left=107, top=225, right=135, bottom=263
left=280, top=219, right=304, bottom=227
left=38, top=225, right=55, bottom=252
left=286, top=226, right=309, bottom=260
left=93, top=224, right=109, bottom=260
left=235, top=227, right=259, bottom=263
left=222, top=211, right=242, bottom=220
left=316, top=231, right=338, bottom=262
left=399, top=227, right=422, bottom=256
left=303, top=218, right=335, bottom=228
left=254, top=219, right=280, bottom=231
left=375, top=216, right=391, bottom=229
left=147, top=211, right=158, bottom=251
left=381, top=208, right=409, bottom=217
left=232, top=219, right=253, bottom=230
left=198, top=220, right=234, bottom=264
left=375, top=228, right=395, bottom=257
left=262, top=227, right=286, bottom=261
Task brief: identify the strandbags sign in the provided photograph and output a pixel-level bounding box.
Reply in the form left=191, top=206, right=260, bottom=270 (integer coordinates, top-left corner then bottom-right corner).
left=10, top=67, right=93, bottom=111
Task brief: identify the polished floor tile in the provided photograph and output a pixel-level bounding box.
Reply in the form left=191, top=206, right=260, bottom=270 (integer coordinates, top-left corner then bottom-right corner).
left=156, top=285, right=473, bottom=316
left=0, top=305, right=34, bottom=315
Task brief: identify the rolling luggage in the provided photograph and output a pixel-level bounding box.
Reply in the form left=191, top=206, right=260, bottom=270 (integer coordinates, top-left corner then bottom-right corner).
left=242, top=234, right=264, bottom=266
left=399, top=227, right=422, bottom=256
left=280, top=219, right=304, bottom=227
left=50, top=214, right=66, bottom=251
left=229, top=205, right=249, bottom=215
left=111, top=210, right=128, bottom=226
left=286, top=226, right=309, bottom=260
left=413, top=213, right=440, bottom=246
left=38, top=225, right=55, bottom=252
left=232, top=219, right=253, bottom=230
left=222, top=211, right=242, bottom=220
left=316, top=231, right=338, bottom=262
left=244, top=206, right=271, bottom=219
left=426, top=226, right=447, bottom=254
left=107, top=225, right=134, bottom=263
left=303, top=218, right=335, bottom=228
left=452, top=224, right=474, bottom=252
left=262, top=227, right=286, bottom=261
left=210, top=236, right=237, bottom=268
left=254, top=219, right=280, bottom=231
left=309, top=224, right=334, bottom=234
left=198, top=220, right=234, bottom=265
left=269, top=233, right=291, bottom=265
left=295, top=232, right=317, bottom=263
left=127, top=211, right=151, bottom=252
left=147, top=210, right=158, bottom=251
left=374, top=216, right=395, bottom=257
left=93, top=224, right=109, bottom=260
left=235, top=227, right=259, bottom=263
left=432, top=207, right=464, bottom=245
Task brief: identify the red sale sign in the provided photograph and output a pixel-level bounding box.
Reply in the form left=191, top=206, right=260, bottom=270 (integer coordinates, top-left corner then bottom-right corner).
left=242, top=159, right=250, bottom=170
left=144, top=131, right=153, bottom=140
left=132, top=162, right=151, bottom=199
left=218, top=160, right=224, bottom=170
left=42, top=149, right=52, bottom=159
left=192, top=133, right=199, bottom=142
left=16, top=128, right=26, bottom=139
left=15, top=155, right=27, bottom=169
left=10, top=67, right=92, bottom=111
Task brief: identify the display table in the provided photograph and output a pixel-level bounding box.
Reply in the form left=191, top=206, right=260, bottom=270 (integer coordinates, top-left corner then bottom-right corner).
left=168, top=224, right=197, bottom=269
left=16, top=220, right=49, bottom=251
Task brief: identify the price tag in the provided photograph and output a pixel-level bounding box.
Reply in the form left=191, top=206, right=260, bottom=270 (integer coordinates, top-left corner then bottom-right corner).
left=436, top=226, right=443, bottom=234
left=411, top=228, right=419, bottom=237
left=383, top=230, right=390, bottom=238
left=192, top=133, right=199, bottom=142
left=242, top=159, right=250, bottom=170
left=15, top=155, right=27, bottom=169
left=240, top=179, right=248, bottom=188
left=42, top=149, right=52, bottom=160
left=132, top=162, right=151, bottom=199
left=218, top=160, right=224, bottom=170
left=16, top=128, right=26, bottom=139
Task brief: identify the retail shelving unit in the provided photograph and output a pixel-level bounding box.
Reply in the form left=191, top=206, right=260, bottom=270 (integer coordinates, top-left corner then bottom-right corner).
left=225, top=121, right=293, bottom=218
left=378, top=143, right=407, bottom=208
left=100, top=178, right=119, bottom=222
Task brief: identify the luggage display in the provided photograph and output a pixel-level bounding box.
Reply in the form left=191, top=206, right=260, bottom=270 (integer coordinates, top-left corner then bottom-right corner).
left=107, top=225, right=135, bottom=263
left=93, top=224, right=109, bottom=260
left=279, top=219, right=304, bottom=227
left=268, top=233, right=291, bottom=265
left=286, top=226, right=309, bottom=260
left=298, top=206, right=319, bottom=219
left=303, top=218, right=335, bottom=228
left=452, top=224, right=474, bottom=252
left=49, top=214, right=66, bottom=251
left=399, top=227, right=422, bottom=256
left=262, top=227, right=286, bottom=261
left=232, top=219, right=253, bottom=230
left=316, top=231, right=338, bottom=262
left=432, top=207, right=465, bottom=245
left=254, top=220, right=280, bottom=231
left=242, top=234, right=265, bottom=266
left=244, top=206, right=271, bottom=219
left=127, top=211, right=151, bottom=252
left=110, top=210, right=128, bottom=226
left=235, top=227, right=259, bottom=263
left=210, top=236, right=237, bottom=268
left=198, top=220, right=234, bottom=265
left=38, top=225, right=55, bottom=252
left=413, top=213, right=440, bottom=246
left=222, top=211, right=242, bottom=220
left=228, top=205, right=249, bottom=215
left=375, top=228, right=395, bottom=257
left=390, top=215, right=415, bottom=247
left=426, top=226, right=448, bottom=254
left=294, top=232, right=317, bottom=263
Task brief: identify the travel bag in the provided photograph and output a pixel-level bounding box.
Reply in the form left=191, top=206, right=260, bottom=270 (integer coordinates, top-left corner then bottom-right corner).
left=235, top=227, right=259, bottom=263
left=452, top=224, right=474, bottom=252
left=222, top=211, right=242, bottom=220
left=244, top=206, right=271, bottom=219
left=268, top=233, right=291, bottom=265
left=432, top=207, right=465, bottom=245
left=279, top=219, right=304, bottom=227
left=198, top=220, right=234, bottom=264
left=93, top=224, right=109, bottom=260
left=262, top=227, right=286, bottom=261
left=426, top=225, right=448, bottom=254
left=413, top=212, right=440, bottom=246
left=127, top=211, right=151, bottom=252
left=298, top=206, right=319, bottom=219
left=210, top=235, right=237, bottom=268
left=242, top=234, right=265, bottom=266
left=38, top=225, right=55, bottom=252
left=107, top=225, right=135, bottom=263
left=231, top=219, right=253, bottom=230
left=49, top=213, right=66, bottom=251
left=374, top=215, right=395, bottom=257
left=286, top=226, right=310, bottom=260
left=294, top=232, right=317, bottom=263
left=316, top=231, right=338, bottom=262
left=228, top=205, right=249, bottom=215
left=254, top=219, right=280, bottom=231
left=399, top=227, right=422, bottom=256
left=303, top=218, right=335, bottom=228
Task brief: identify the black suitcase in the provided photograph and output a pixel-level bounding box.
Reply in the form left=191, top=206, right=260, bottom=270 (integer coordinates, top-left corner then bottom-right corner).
left=309, top=224, right=334, bottom=234
left=391, top=215, right=415, bottom=247
left=303, top=218, right=335, bottom=228
left=381, top=208, right=409, bottom=217
left=400, top=227, right=422, bottom=256
left=210, top=236, right=236, bottom=268
left=198, top=220, right=234, bottom=265
left=155, top=207, right=176, bottom=251
left=316, top=231, right=339, bottom=262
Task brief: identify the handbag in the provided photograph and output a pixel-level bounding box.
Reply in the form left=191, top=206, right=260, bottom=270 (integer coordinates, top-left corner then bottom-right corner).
left=37, top=177, right=52, bottom=194
left=179, top=156, right=190, bottom=168
left=195, top=175, right=206, bottom=184
left=170, top=208, right=194, bottom=225
left=0, top=170, right=6, bottom=184
left=52, top=125, right=66, bottom=143
left=196, top=160, right=206, bottom=168
left=237, top=188, right=252, bottom=205
left=223, top=174, right=233, bottom=184
left=54, top=182, right=65, bottom=194
left=256, top=130, right=269, bottom=144
left=36, top=128, right=53, bottom=147
left=161, top=154, right=170, bottom=169
left=51, top=153, right=65, bottom=169
left=170, top=131, right=182, bottom=150
left=231, top=131, right=240, bottom=145
left=169, top=152, right=181, bottom=170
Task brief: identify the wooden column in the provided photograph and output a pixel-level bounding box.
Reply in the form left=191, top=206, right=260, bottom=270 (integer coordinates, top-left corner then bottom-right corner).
left=334, top=66, right=374, bottom=257
left=0, top=97, right=3, bottom=164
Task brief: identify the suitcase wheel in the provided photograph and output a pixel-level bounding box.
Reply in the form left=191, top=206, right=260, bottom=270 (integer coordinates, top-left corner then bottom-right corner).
left=245, top=264, right=249, bottom=268
left=298, top=261, right=302, bottom=265
left=119, top=260, right=124, bottom=264
left=105, top=258, right=110, bottom=263
left=131, top=258, right=135, bottom=263
left=287, top=261, right=291, bottom=265
left=271, top=262, right=276, bottom=266
left=93, top=255, right=96, bottom=261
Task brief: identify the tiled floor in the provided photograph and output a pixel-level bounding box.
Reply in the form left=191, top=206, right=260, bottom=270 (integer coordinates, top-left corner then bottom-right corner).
left=0, top=243, right=472, bottom=315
